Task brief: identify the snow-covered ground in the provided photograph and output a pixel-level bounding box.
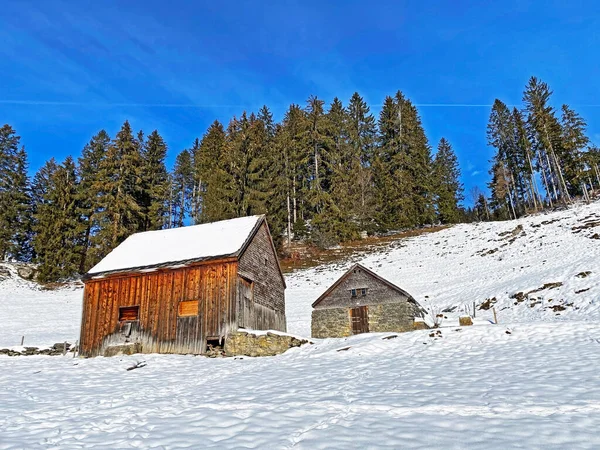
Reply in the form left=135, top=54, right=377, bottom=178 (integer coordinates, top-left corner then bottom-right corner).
left=1, top=201, right=600, bottom=448
left=287, top=201, right=600, bottom=335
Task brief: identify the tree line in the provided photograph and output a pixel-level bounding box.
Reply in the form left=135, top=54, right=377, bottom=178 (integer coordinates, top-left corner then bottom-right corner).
left=0, top=91, right=464, bottom=281
left=476, top=76, right=600, bottom=221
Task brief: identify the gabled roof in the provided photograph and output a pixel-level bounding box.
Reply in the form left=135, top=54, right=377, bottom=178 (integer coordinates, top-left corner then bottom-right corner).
left=86, top=215, right=266, bottom=279
left=311, top=263, right=416, bottom=308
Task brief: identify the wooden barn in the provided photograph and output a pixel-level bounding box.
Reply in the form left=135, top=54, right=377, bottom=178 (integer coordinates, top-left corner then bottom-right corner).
left=79, top=215, right=286, bottom=357
left=311, top=263, right=425, bottom=338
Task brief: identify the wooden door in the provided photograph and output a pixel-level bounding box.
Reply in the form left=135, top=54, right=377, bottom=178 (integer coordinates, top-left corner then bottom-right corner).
left=237, top=276, right=254, bottom=328
left=350, top=306, right=369, bottom=334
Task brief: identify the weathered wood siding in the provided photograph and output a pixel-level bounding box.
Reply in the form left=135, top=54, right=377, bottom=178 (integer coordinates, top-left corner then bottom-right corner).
left=313, top=267, right=412, bottom=310
left=80, top=261, right=238, bottom=357
left=237, top=222, right=286, bottom=331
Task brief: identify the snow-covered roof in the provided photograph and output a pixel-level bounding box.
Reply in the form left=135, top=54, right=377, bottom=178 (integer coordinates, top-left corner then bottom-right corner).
left=87, top=215, right=264, bottom=277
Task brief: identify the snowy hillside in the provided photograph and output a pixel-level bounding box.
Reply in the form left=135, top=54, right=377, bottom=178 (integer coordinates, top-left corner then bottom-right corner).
left=1, top=201, right=600, bottom=448
left=286, top=201, right=600, bottom=335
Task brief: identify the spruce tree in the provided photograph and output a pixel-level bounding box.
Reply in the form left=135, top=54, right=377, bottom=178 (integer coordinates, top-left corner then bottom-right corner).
left=141, top=130, right=170, bottom=230
left=433, top=138, right=463, bottom=223
left=277, top=104, right=309, bottom=242
left=0, top=125, right=33, bottom=260
left=347, top=92, right=377, bottom=231
left=523, top=77, right=569, bottom=204
left=94, top=120, right=144, bottom=258
left=559, top=104, right=589, bottom=194
left=77, top=130, right=109, bottom=271
left=33, top=157, right=83, bottom=281
left=171, top=149, right=194, bottom=228
left=195, top=121, right=232, bottom=223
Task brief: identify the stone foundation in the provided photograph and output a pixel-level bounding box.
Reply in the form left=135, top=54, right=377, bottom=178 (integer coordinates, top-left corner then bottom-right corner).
left=311, top=308, right=352, bottom=338
left=224, top=330, right=310, bottom=357
left=312, top=303, right=424, bottom=338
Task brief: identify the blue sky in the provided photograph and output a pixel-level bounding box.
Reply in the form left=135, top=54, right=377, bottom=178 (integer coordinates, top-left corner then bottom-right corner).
left=1, top=0, right=599, bottom=200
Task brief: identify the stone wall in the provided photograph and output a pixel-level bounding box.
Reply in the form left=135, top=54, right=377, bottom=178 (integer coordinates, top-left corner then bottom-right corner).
left=224, top=330, right=310, bottom=357
left=368, top=303, right=419, bottom=333
left=311, top=308, right=352, bottom=338
left=312, top=303, right=424, bottom=338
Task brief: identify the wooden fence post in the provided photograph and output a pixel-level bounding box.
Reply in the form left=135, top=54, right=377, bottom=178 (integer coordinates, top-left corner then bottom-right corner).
left=493, top=307, right=498, bottom=324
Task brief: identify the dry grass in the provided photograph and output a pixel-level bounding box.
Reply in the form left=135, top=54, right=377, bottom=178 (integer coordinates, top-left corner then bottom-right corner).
left=279, top=225, right=448, bottom=274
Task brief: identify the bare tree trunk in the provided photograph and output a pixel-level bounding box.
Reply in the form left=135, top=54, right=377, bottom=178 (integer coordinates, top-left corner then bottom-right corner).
left=543, top=152, right=558, bottom=205
left=543, top=124, right=570, bottom=203
left=292, top=177, right=297, bottom=224
left=524, top=150, right=540, bottom=210
left=552, top=151, right=571, bottom=203
left=286, top=193, right=292, bottom=247
left=582, top=183, right=590, bottom=204
left=502, top=164, right=517, bottom=220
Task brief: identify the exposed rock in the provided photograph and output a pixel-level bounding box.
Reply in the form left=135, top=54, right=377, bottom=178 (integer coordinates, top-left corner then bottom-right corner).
left=413, top=320, right=430, bottom=330
left=0, top=266, right=11, bottom=281
left=479, top=297, right=497, bottom=310
left=53, top=342, right=71, bottom=352
left=459, top=316, right=473, bottom=326
left=224, top=331, right=310, bottom=357
left=16, top=265, right=38, bottom=281
left=576, top=271, right=592, bottom=278
left=103, top=343, right=142, bottom=357
left=498, top=225, right=523, bottom=239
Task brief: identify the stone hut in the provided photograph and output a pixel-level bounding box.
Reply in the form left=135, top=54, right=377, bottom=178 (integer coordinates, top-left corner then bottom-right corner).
left=311, top=263, right=425, bottom=338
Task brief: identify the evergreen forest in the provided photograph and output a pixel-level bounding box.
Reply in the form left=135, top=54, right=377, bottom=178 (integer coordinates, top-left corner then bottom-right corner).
left=1, top=78, right=598, bottom=282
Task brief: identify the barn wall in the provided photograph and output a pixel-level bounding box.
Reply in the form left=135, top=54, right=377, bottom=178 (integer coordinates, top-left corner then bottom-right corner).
left=237, top=222, right=286, bottom=332
left=79, top=261, right=238, bottom=357
left=313, top=268, right=411, bottom=310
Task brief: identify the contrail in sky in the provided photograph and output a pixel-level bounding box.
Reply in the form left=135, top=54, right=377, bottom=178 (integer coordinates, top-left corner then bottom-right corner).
left=1, top=100, right=600, bottom=108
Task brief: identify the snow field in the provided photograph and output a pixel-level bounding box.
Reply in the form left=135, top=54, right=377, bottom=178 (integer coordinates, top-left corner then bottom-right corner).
left=1, top=322, right=600, bottom=448
left=1, top=201, right=600, bottom=448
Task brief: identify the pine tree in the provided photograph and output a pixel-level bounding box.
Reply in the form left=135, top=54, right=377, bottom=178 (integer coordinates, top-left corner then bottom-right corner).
left=33, top=157, right=83, bottom=281
left=373, top=93, right=434, bottom=230
left=347, top=92, right=377, bottom=231
left=304, top=96, right=332, bottom=217
left=311, top=97, right=355, bottom=246
left=195, top=121, right=232, bottom=223
left=94, top=120, right=144, bottom=258
left=77, top=130, right=109, bottom=272
left=432, top=138, right=463, bottom=223
left=171, top=149, right=194, bottom=227
left=277, top=104, right=309, bottom=242
left=559, top=104, right=589, bottom=194
left=523, top=77, right=569, bottom=204
left=141, top=130, right=170, bottom=230
left=487, top=100, right=521, bottom=217
left=0, top=125, right=33, bottom=260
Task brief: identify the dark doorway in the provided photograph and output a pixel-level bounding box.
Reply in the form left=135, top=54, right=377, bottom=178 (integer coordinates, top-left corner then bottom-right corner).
left=350, top=306, right=369, bottom=334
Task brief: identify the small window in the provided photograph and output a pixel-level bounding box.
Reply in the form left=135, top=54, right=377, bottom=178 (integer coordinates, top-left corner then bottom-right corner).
left=119, top=306, right=139, bottom=322
left=361, top=288, right=367, bottom=297
left=351, top=289, right=357, bottom=298
left=178, top=300, right=199, bottom=317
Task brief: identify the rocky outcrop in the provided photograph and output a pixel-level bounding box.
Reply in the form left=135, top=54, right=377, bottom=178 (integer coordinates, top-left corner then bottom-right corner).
left=0, top=342, right=74, bottom=356
left=224, top=330, right=310, bottom=357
